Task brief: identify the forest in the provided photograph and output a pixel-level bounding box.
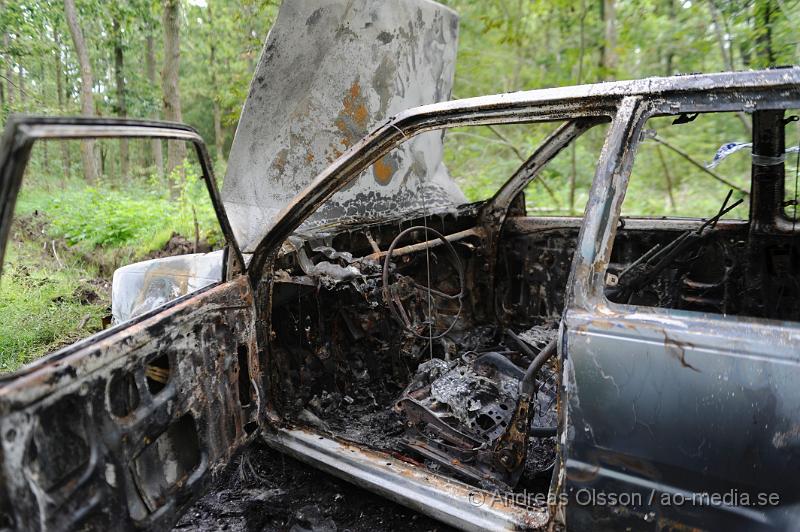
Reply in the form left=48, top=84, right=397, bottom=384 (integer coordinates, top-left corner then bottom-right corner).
left=0, top=0, right=798, bottom=370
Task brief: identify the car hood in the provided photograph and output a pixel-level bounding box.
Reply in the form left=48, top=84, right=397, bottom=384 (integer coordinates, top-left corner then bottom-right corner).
left=221, top=0, right=465, bottom=253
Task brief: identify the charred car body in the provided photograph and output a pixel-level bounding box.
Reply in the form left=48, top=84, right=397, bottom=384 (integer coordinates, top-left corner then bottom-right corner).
left=0, top=1, right=799, bottom=530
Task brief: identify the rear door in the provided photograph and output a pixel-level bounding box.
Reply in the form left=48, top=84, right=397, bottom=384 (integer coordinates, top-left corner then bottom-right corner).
left=560, top=98, right=800, bottom=530
left=0, top=117, right=262, bottom=530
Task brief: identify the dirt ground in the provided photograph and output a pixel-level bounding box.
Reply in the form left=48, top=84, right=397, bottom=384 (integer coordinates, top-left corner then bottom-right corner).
left=174, top=438, right=456, bottom=532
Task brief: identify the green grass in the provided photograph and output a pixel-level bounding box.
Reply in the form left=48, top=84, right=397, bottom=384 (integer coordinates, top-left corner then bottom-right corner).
left=0, top=243, right=107, bottom=371
left=17, top=165, right=223, bottom=257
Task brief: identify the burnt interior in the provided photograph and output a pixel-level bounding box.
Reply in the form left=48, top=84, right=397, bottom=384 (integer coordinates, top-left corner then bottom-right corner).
left=3, top=95, right=799, bottom=530
left=267, top=108, right=800, bottom=496
left=268, top=208, right=557, bottom=492
left=500, top=219, right=800, bottom=321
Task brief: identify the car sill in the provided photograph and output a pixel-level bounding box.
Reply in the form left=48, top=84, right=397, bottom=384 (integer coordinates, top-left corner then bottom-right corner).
left=262, top=427, right=548, bottom=531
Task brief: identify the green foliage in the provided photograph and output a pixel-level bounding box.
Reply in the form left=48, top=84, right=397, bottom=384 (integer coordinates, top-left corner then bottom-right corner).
left=3, top=0, right=798, bottom=199
left=622, top=114, right=752, bottom=218
left=41, top=164, right=222, bottom=254
left=437, top=0, right=798, bottom=217
left=48, top=187, right=167, bottom=247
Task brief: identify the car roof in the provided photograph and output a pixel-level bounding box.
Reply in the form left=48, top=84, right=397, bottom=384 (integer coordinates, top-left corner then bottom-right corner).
left=399, top=67, right=800, bottom=121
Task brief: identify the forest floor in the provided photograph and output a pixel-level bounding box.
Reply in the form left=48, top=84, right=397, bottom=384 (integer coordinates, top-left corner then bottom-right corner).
left=174, top=438, right=454, bottom=532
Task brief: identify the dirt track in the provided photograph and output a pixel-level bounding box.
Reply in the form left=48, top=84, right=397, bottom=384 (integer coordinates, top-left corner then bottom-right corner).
left=174, top=439, right=456, bottom=532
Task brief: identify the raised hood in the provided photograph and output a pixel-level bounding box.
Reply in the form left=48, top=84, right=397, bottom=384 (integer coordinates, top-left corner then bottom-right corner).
left=222, top=0, right=464, bottom=253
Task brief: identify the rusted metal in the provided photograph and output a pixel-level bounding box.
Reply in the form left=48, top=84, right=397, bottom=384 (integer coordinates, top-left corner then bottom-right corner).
left=250, top=66, right=800, bottom=531
left=363, top=227, right=481, bottom=261
left=0, top=116, right=260, bottom=530
left=0, top=277, right=261, bottom=530
left=476, top=118, right=609, bottom=323
left=555, top=77, right=800, bottom=528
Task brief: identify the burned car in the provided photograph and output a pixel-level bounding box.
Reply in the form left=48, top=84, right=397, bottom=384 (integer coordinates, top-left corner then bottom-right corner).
left=1, top=1, right=800, bottom=530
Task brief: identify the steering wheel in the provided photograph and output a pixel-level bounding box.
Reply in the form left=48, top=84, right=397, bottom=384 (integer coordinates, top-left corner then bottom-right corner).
left=381, top=226, right=465, bottom=339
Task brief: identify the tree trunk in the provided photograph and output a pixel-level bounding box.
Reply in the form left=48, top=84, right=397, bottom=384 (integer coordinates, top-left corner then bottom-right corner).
left=42, top=141, right=52, bottom=179
left=708, top=0, right=734, bottom=70
left=54, top=29, right=71, bottom=181
left=2, top=0, right=12, bottom=109
left=569, top=0, right=588, bottom=214
left=601, top=0, right=617, bottom=79
left=0, top=0, right=3, bottom=108
left=16, top=65, right=25, bottom=108
left=208, top=3, right=225, bottom=163
left=655, top=145, right=676, bottom=212
left=162, top=0, right=185, bottom=179
left=0, top=52, right=4, bottom=109
left=112, top=16, right=129, bottom=179
left=3, top=59, right=10, bottom=108
left=707, top=0, right=751, bottom=134
left=145, top=32, right=164, bottom=176
left=63, top=0, right=97, bottom=183
left=664, top=0, right=675, bottom=75
left=39, top=63, right=50, bottom=175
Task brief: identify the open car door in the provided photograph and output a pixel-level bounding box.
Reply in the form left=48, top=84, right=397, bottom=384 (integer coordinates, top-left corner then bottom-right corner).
left=0, top=117, right=262, bottom=530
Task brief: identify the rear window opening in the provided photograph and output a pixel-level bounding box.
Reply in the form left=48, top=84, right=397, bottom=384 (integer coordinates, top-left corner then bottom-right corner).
left=608, top=108, right=800, bottom=322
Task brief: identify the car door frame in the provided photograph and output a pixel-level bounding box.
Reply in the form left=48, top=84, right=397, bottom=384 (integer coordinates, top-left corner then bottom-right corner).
left=0, top=116, right=262, bottom=530
left=560, top=90, right=800, bottom=530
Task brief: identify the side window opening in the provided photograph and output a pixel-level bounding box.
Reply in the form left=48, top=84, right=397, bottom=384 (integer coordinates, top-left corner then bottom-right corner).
left=607, top=109, right=800, bottom=322
left=0, top=138, right=225, bottom=372
left=521, top=123, right=610, bottom=216
left=444, top=122, right=559, bottom=204
left=443, top=120, right=610, bottom=216
left=620, top=112, right=751, bottom=219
